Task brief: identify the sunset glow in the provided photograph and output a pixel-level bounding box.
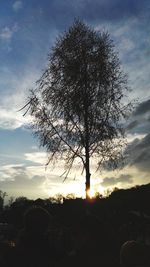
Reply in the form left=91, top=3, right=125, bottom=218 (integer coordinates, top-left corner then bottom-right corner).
left=87, top=188, right=96, bottom=199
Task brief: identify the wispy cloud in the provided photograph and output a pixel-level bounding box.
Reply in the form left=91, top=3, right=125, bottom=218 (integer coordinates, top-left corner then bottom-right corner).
left=12, top=1, right=23, bottom=12
left=0, top=24, right=19, bottom=42
left=25, top=152, right=47, bottom=165
left=0, top=108, right=26, bottom=130
left=0, top=69, right=40, bottom=130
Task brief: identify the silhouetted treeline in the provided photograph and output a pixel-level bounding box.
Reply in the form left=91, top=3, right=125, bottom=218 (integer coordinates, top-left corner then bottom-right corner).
left=0, top=183, right=150, bottom=229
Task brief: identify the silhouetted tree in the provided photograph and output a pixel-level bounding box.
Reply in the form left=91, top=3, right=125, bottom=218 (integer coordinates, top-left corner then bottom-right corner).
left=0, top=190, right=7, bottom=211
left=8, top=196, right=15, bottom=207
left=14, top=197, right=29, bottom=205
left=48, top=193, right=64, bottom=204
left=65, top=193, right=76, bottom=199
left=24, top=20, right=132, bottom=199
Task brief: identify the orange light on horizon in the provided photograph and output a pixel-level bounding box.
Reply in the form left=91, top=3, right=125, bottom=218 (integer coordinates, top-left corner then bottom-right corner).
left=87, top=188, right=96, bottom=199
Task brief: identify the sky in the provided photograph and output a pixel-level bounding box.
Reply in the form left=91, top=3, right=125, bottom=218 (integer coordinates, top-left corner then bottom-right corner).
left=0, top=0, right=150, bottom=200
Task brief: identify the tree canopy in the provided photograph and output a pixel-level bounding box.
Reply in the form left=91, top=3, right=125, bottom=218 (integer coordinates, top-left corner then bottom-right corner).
left=25, top=20, right=132, bottom=198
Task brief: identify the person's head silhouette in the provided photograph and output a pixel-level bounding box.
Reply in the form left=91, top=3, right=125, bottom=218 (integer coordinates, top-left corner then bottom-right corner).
left=23, top=206, right=50, bottom=236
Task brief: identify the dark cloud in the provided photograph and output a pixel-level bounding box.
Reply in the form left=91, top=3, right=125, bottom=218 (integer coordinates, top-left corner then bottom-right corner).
left=101, top=177, right=116, bottom=187
left=125, top=133, right=150, bottom=171
left=127, top=120, right=139, bottom=130
left=127, top=121, right=150, bottom=135
left=126, top=99, right=150, bottom=134
left=101, top=174, right=133, bottom=187
left=134, top=99, right=150, bottom=116
left=104, top=98, right=150, bottom=171
left=117, top=174, right=133, bottom=184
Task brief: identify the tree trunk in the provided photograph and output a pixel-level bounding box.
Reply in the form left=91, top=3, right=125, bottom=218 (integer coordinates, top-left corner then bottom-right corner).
left=85, top=151, right=91, bottom=199
left=83, top=56, right=91, bottom=200
left=85, top=114, right=91, bottom=199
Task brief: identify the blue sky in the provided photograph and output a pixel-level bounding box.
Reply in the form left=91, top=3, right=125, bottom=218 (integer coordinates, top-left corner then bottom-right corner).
left=0, top=0, right=150, bottom=200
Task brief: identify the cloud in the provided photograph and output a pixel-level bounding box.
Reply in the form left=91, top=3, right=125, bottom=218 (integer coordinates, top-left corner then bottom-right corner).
left=0, top=163, right=46, bottom=198
left=1, top=173, right=45, bottom=199
left=0, top=24, right=19, bottom=42
left=126, top=98, right=150, bottom=134
left=24, top=151, right=78, bottom=178
left=0, top=69, right=40, bottom=130
left=101, top=177, right=116, bottom=187
left=0, top=164, right=26, bottom=181
left=96, top=15, right=150, bottom=101
left=125, top=133, right=150, bottom=172
left=0, top=108, right=27, bottom=130
left=117, top=174, right=133, bottom=184
left=101, top=174, right=133, bottom=187
left=12, top=1, right=23, bottom=12
left=127, top=120, right=139, bottom=131
left=0, top=162, right=86, bottom=199
left=134, top=99, right=150, bottom=116
left=118, top=37, right=135, bottom=52
left=25, top=152, right=47, bottom=165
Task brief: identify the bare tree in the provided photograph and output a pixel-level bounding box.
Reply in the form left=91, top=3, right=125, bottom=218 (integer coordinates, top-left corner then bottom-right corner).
left=24, top=20, right=132, bottom=199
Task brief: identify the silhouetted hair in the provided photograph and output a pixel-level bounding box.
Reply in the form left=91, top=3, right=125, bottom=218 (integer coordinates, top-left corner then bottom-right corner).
left=120, top=240, right=149, bottom=265
left=23, top=205, right=50, bottom=233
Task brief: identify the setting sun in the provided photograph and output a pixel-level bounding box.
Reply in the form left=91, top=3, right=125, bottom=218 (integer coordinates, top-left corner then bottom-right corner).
left=87, top=188, right=96, bottom=199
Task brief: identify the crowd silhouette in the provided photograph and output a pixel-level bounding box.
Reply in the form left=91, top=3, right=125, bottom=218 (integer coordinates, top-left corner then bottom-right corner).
left=0, top=184, right=150, bottom=266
